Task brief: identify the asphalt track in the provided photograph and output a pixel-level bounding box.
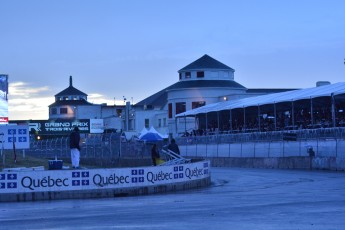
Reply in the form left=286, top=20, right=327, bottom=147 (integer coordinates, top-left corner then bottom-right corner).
left=1, top=167, right=345, bottom=230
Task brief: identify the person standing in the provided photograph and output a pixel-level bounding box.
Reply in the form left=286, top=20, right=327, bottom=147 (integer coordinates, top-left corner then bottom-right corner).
left=151, top=144, right=160, bottom=166
left=168, top=138, right=180, bottom=155
left=70, top=126, right=81, bottom=169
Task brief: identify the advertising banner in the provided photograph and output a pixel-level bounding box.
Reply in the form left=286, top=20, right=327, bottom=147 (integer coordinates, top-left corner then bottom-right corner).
left=0, top=161, right=210, bottom=194
left=0, top=125, right=29, bottom=149
left=0, top=74, right=8, bottom=124
left=10, top=119, right=105, bottom=135
left=27, top=119, right=91, bottom=135
left=90, top=119, right=104, bottom=134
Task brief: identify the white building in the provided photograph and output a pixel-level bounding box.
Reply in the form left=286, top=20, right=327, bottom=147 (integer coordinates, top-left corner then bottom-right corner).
left=135, top=54, right=295, bottom=136
left=47, top=55, right=296, bottom=136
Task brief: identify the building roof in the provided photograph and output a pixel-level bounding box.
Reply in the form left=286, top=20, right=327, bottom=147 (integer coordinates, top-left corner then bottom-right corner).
left=135, top=88, right=168, bottom=108
left=176, top=82, right=345, bottom=117
left=179, top=54, right=235, bottom=72
left=246, top=88, right=298, bottom=94
left=135, top=80, right=246, bottom=107
left=49, top=99, right=93, bottom=107
left=55, top=76, right=87, bottom=97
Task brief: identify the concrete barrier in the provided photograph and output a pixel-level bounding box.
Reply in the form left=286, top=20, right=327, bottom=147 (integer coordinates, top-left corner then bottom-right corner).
left=0, top=160, right=211, bottom=202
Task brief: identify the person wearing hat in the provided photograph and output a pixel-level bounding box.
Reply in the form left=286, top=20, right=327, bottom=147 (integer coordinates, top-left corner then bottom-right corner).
left=168, top=138, right=180, bottom=155
left=70, top=126, right=81, bottom=169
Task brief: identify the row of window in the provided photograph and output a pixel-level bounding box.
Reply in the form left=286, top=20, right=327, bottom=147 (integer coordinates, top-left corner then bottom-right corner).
left=168, top=101, right=205, bottom=118
left=51, top=108, right=68, bottom=115
left=57, top=96, right=87, bottom=101
left=144, top=118, right=167, bottom=129
left=179, top=71, right=204, bottom=80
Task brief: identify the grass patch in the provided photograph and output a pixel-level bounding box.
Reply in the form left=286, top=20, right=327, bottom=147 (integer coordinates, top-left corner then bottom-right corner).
left=0, top=151, right=96, bottom=170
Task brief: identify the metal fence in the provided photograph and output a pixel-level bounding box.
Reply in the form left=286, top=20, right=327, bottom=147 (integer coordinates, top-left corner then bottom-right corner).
left=178, top=127, right=345, bottom=158
left=27, top=133, right=168, bottom=160
left=26, top=127, right=345, bottom=160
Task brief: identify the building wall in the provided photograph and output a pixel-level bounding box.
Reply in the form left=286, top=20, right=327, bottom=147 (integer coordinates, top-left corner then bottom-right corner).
left=77, top=105, right=101, bottom=119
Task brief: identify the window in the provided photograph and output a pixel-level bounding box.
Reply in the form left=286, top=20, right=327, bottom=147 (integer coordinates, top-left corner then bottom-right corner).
left=168, top=103, right=172, bottom=118
left=192, top=101, right=206, bottom=109
left=197, top=71, right=204, bottom=78
left=185, top=72, right=191, bottom=78
left=51, top=108, right=57, bottom=115
left=163, top=118, right=166, bottom=126
left=179, top=73, right=182, bottom=80
left=158, top=119, right=161, bottom=127
left=145, top=119, right=150, bottom=128
left=60, top=108, right=68, bottom=114
left=176, top=102, right=186, bottom=115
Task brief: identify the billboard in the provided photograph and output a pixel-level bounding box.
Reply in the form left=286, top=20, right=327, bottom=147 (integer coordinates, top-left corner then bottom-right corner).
left=11, top=119, right=104, bottom=135
left=0, top=74, right=8, bottom=124
left=0, top=124, right=29, bottom=149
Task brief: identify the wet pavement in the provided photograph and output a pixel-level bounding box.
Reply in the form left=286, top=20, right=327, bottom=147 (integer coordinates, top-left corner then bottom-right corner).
left=1, top=167, right=345, bottom=229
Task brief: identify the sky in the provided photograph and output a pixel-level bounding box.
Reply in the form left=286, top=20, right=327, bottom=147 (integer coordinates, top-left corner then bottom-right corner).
left=1, top=0, right=344, bottom=120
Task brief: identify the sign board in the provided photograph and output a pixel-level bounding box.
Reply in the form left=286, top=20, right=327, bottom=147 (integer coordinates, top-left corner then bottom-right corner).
left=0, top=125, right=30, bottom=149
left=0, top=74, right=8, bottom=124
left=0, top=161, right=210, bottom=193
left=11, top=119, right=104, bottom=135
left=90, top=119, right=104, bottom=134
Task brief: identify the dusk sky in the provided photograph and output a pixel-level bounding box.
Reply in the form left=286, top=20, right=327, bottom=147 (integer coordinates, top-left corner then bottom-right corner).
left=1, top=0, right=344, bottom=120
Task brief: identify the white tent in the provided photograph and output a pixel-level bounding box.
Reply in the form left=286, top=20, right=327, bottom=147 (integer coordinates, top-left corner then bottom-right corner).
left=176, top=82, right=345, bottom=117
left=138, top=127, right=149, bottom=139
left=148, top=126, right=169, bottom=138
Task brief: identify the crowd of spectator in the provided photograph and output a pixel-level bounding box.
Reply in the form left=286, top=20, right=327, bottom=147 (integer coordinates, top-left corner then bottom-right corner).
left=180, top=107, right=345, bottom=137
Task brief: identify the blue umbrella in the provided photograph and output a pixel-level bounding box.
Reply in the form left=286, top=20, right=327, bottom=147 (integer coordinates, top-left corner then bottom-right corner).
left=139, top=132, right=163, bottom=142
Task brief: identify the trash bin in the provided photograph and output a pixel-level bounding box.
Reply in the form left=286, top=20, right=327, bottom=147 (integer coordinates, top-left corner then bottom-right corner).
left=48, top=160, right=63, bottom=170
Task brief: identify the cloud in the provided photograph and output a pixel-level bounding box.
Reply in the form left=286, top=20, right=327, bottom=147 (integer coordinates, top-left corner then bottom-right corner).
left=8, top=81, right=54, bottom=120
left=7, top=82, right=123, bottom=120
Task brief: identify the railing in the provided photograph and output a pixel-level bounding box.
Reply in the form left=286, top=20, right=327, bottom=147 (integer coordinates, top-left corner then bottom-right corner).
left=177, top=127, right=345, bottom=158
left=26, top=127, right=345, bottom=160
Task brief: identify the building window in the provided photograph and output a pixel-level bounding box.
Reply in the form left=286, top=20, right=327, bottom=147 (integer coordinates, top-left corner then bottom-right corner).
left=145, top=119, right=150, bottom=128
left=197, top=71, right=204, bottom=78
left=176, top=102, right=186, bottom=115
left=163, top=118, right=166, bottom=126
left=179, top=73, right=182, bottom=80
left=60, top=108, right=68, bottom=114
left=158, top=119, right=161, bottom=127
left=185, top=72, right=191, bottom=79
left=192, top=101, right=206, bottom=109
left=168, top=103, right=172, bottom=118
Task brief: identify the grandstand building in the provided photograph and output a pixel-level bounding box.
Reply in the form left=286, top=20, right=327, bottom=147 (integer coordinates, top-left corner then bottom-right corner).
left=135, top=54, right=297, bottom=136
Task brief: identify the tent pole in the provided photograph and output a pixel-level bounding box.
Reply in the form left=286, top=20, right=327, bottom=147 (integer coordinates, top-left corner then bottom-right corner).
left=184, top=115, right=187, bottom=135
left=274, top=103, right=277, bottom=131
left=291, top=100, right=295, bottom=129
left=230, top=109, right=233, bottom=133
left=175, top=117, right=178, bottom=137
left=205, top=113, right=208, bottom=135
left=217, top=111, right=220, bottom=133
left=310, top=97, right=314, bottom=128
left=258, top=105, right=261, bottom=132
left=331, top=93, right=336, bottom=127
left=243, top=106, right=246, bottom=132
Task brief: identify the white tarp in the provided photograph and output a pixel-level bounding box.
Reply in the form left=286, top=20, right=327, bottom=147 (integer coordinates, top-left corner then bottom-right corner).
left=177, top=82, right=345, bottom=117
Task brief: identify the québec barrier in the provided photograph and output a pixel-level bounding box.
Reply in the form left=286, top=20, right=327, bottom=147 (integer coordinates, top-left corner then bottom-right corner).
left=0, top=160, right=211, bottom=202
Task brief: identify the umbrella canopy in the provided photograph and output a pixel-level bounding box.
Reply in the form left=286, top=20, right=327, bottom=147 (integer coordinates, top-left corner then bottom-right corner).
left=139, top=132, right=163, bottom=142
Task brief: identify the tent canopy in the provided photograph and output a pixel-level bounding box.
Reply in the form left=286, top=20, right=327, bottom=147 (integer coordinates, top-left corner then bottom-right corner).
left=176, top=82, right=345, bottom=117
